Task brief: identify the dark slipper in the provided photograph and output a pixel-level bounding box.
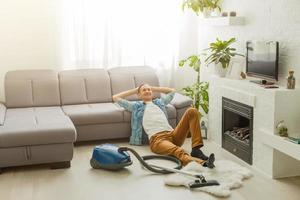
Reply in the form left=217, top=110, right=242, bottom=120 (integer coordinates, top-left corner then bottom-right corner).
left=191, top=148, right=209, bottom=160
left=203, top=153, right=215, bottom=169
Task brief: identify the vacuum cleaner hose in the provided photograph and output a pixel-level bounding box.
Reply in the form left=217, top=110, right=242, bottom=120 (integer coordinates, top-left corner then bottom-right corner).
left=118, top=147, right=182, bottom=174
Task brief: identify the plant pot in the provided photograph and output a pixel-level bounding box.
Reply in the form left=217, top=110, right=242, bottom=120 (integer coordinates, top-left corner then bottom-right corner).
left=214, top=63, right=228, bottom=77
left=202, top=8, right=212, bottom=18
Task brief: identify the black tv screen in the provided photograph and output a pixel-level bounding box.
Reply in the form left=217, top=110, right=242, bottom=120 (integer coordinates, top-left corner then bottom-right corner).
left=246, top=41, right=279, bottom=81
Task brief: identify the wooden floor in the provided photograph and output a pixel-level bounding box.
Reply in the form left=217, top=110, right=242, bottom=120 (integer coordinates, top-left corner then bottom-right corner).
left=0, top=139, right=299, bottom=200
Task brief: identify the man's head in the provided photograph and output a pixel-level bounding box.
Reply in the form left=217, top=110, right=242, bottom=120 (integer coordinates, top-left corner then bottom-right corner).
left=137, top=83, right=153, bottom=102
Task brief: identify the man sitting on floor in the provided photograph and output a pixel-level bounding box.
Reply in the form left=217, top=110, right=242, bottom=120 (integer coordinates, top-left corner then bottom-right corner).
left=112, top=84, right=215, bottom=168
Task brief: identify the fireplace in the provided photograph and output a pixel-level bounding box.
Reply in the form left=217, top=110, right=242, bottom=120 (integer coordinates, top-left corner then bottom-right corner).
left=222, top=97, right=253, bottom=164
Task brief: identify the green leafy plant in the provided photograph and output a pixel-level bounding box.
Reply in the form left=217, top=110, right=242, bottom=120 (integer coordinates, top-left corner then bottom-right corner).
left=179, top=55, right=209, bottom=115
left=205, top=38, right=244, bottom=69
left=210, top=0, right=221, bottom=12
left=182, top=0, right=221, bottom=15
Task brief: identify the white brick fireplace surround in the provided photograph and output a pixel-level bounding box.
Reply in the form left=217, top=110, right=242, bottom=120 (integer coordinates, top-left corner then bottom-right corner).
left=209, top=76, right=300, bottom=178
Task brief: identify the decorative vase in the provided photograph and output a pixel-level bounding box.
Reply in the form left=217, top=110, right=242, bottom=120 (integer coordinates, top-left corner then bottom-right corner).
left=214, top=62, right=228, bottom=77
left=287, top=70, right=296, bottom=89
left=276, top=120, right=288, bottom=137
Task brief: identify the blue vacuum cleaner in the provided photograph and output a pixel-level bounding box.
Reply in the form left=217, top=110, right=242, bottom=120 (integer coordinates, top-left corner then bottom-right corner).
left=90, top=144, right=220, bottom=188
left=90, top=144, right=133, bottom=170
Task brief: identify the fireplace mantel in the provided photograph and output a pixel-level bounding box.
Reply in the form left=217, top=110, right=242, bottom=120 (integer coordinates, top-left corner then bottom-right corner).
left=209, top=76, right=300, bottom=178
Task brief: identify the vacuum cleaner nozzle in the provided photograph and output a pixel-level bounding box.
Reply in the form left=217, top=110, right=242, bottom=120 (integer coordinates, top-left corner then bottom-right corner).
left=188, top=178, right=220, bottom=188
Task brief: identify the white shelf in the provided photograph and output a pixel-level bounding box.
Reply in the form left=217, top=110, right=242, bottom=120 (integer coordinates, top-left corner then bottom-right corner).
left=261, top=130, right=300, bottom=161
left=200, top=16, right=245, bottom=26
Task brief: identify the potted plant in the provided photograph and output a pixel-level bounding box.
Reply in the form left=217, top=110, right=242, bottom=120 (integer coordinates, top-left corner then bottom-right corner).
left=182, top=0, right=221, bottom=18
left=205, top=38, right=244, bottom=77
left=179, top=55, right=209, bottom=116
left=210, top=0, right=221, bottom=17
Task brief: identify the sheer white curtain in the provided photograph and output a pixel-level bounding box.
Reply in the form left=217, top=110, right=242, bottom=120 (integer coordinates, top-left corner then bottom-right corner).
left=61, top=0, right=183, bottom=86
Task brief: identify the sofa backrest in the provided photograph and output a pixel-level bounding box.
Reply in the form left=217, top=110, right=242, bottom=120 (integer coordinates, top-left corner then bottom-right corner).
left=4, top=67, right=160, bottom=107
left=108, top=66, right=160, bottom=101
left=59, top=69, right=112, bottom=105
left=5, top=70, right=61, bottom=108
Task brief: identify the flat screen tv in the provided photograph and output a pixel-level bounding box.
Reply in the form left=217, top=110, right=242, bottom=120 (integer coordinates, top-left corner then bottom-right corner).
left=246, top=41, right=279, bottom=81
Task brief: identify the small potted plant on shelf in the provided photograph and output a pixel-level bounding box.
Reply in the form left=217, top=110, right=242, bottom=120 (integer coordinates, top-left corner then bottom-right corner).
left=210, top=0, right=222, bottom=17
left=205, top=37, right=244, bottom=77
left=182, top=0, right=222, bottom=18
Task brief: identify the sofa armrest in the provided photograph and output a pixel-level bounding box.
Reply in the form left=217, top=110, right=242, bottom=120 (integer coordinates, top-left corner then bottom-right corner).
left=0, top=102, right=6, bottom=125
left=170, top=93, right=193, bottom=109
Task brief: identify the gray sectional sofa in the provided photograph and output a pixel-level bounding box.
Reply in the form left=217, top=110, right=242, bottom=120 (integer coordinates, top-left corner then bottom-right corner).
left=0, top=66, right=192, bottom=172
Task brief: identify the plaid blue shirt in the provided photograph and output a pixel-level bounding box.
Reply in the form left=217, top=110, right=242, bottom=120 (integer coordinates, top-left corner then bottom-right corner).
left=116, top=92, right=175, bottom=145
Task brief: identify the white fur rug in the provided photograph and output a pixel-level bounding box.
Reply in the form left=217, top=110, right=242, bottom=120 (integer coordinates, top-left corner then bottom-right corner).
left=164, top=160, right=253, bottom=197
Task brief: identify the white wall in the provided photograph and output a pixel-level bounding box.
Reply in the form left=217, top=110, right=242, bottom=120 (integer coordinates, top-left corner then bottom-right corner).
left=193, top=0, right=300, bottom=87
left=3, top=0, right=297, bottom=102
left=174, top=11, right=200, bottom=90
left=0, top=0, right=61, bottom=102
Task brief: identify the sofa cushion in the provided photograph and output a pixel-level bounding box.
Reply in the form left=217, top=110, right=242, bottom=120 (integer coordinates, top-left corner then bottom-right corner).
left=0, top=107, right=76, bottom=148
left=0, top=103, right=6, bottom=125
left=134, top=73, right=160, bottom=99
left=109, top=66, right=160, bottom=100
left=165, top=104, right=177, bottom=119
left=62, top=103, right=124, bottom=125
left=5, top=70, right=61, bottom=108
left=110, top=74, right=138, bottom=101
left=170, top=93, right=193, bottom=109
left=123, top=103, right=176, bottom=122
left=59, top=69, right=112, bottom=105
left=5, top=80, right=33, bottom=107
left=60, top=78, right=88, bottom=105
left=123, top=110, right=132, bottom=122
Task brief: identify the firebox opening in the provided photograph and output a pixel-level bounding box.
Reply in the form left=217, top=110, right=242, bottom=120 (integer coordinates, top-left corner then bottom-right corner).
left=224, top=110, right=250, bottom=145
